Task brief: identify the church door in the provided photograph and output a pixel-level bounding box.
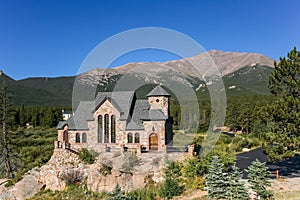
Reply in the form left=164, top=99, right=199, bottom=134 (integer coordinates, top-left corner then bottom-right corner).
left=149, top=133, right=158, bottom=150
left=63, top=130, right=68, bottom=143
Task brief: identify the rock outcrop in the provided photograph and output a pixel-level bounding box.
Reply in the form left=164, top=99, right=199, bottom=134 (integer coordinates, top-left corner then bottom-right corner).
left=0, top=168, right=43, bottom=200
left=0, top=149, right=183, bottom=199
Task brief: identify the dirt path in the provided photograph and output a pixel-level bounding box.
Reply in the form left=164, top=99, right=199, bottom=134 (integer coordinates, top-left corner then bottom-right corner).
left=271, top=177, right=300, bottom=193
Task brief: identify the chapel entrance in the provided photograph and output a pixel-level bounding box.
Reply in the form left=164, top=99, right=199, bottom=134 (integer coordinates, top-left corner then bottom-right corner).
left=149, top=133, right=158, bottom=150
left=63, top=130, right=69, bottom=143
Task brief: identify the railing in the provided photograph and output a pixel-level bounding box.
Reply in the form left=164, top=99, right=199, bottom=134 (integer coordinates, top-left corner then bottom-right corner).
left=54, top=141, right=79, bottom=155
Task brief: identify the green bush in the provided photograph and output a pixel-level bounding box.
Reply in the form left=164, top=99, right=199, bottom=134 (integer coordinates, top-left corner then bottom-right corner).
left=128, top=188, right=156, bottom=200
left=29, top=184, right=107, bottom=200
left=158, top=176, right=182, bottom=199
left=107, top=184, right=131, bottom=200
left=99, top=163, right=112, bottom=176
left=121, top=152, right=140, bottom=173
left=158, top=160, right=183, bottom=199
left=78, top=148, right=96, bottom=164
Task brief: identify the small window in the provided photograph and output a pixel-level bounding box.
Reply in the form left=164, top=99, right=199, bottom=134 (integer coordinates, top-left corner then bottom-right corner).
left=127, top=132, right=133, bottom=143
left=156, top=99, right=159, bottom=102
left=75, top=132, right=80, bottom=143
left=82, top=132, right=87, bottom=143
left=134, top=133, right=140, bottom=143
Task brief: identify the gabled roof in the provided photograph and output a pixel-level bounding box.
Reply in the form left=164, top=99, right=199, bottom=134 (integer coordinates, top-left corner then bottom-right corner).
left=125, top=100, right=167, bottom=130
left=94, top=91, right=135, bottom=120
left=57, top=89, right=168, bottom=131
left=94, top=96, right=122, bottom=113
left=146, top=85, right=170, bottom=97
left=57, top=101, right=94, bottom=130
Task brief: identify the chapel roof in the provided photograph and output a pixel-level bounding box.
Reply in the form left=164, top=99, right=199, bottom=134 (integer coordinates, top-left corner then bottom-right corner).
left=57, top=89, right=168, bottom=131
left=146, top=85, right=170, bottom=97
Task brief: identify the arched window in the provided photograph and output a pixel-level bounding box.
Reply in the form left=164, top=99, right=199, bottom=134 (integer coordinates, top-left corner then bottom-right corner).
left=75, top=132, right=80, bottom=143
left=127, top=132, right=133, bottom=143
left=97, top=115, right=102, bottom=143
left=82, top=132, right=87, bottom=143
left=111, top=115, right=116, bottom=143
left=104, top=114, right=109, bottom=143
left=134, top=133, right=140, bottom=143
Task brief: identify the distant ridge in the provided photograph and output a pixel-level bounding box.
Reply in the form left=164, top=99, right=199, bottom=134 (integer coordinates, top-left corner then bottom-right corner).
left=0, top=50, right=275, bottom=106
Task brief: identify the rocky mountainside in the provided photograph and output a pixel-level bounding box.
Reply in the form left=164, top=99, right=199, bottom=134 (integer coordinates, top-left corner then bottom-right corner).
left=78, top=50, right=274, bottom=87
left=0, top=50, right=275, bottom=106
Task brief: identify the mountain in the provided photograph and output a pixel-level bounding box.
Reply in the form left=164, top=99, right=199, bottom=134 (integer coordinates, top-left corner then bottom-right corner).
left=0, top=50, right=275, bottom=106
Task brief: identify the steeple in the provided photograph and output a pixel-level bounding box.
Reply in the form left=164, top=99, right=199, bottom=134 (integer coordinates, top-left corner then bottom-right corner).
left=146, top=85, right=170, bottom=97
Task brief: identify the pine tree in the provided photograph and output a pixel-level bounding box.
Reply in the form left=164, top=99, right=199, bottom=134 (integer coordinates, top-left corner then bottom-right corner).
left=269, top=47, right=300, bottom=98
left=0, top=86, right=16, bottom=179
left=246, top=159, right=273, bottom=200
left=205, top=155, right=228, bottom=199
left=159, top=160, right=182, bottom=199
left=267, top=47, right=300, bottom=160
left=107, top=184, right=131, bottom=200
left=226, top=164, right=249, bottom=200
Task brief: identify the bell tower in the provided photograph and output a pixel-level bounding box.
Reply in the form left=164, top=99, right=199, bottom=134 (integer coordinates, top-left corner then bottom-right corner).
left=147, top=85, right=170, bottom=116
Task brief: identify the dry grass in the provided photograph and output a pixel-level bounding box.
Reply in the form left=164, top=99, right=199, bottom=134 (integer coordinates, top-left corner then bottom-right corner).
left=274, top=191, right=300, bottom=200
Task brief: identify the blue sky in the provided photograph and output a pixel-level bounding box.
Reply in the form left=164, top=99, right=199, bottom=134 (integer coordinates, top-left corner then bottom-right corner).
left=0, top=0, right=299, bottom=80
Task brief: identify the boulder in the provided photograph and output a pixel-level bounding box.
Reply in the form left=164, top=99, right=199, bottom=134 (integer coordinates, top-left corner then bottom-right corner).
left=10, top=168, right=44, bottom=200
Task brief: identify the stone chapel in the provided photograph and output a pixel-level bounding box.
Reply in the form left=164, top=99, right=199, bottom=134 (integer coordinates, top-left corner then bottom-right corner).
left=55, top=85, right=173, bottom=153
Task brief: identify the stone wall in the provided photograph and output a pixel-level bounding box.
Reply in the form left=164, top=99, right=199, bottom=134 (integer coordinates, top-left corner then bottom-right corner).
left=148, top=96, right=169, bottom=116
left=143, top=120, right=166, bottom=151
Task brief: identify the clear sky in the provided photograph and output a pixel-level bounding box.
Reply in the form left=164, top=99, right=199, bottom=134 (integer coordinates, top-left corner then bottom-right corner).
left=0, top=0, right=299, bottom=80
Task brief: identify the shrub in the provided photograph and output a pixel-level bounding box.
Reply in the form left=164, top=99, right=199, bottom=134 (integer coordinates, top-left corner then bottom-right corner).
left=99, top=159, right=112, bottom=176
left=78, top=148, right=96, bottom=164
left=107, top=184, right=131, bottom=200
left=158, top=176, right=182, bottom=199
left=121, top=152, right=140, bottom=173
left=60, top=169, right=83, bottom=185
left=184, top=175, right=206, bottom=189
left=158, top=160, right=183, bottom=199
left=128, top=187, right=156, bottom=200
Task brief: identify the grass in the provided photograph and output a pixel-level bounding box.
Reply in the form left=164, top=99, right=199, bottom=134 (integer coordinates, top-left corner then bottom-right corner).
left=274, top=191, right=300, bottom=200
left=29, top=184, right=107, bottom=200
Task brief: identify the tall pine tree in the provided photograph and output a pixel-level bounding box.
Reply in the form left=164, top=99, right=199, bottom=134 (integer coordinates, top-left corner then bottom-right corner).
left=0, top=86, right=16, bottom=179
left=205, top=155, right=228, bottom=199
left=226, top=164, right=249, bottom=200
left=246, top=159, right=273, bottom=200
left=267, top=47, right=300, bottom=160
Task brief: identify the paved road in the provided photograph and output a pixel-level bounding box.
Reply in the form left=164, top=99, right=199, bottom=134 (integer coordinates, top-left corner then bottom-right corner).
left=235, top=147, right=300, bottom=178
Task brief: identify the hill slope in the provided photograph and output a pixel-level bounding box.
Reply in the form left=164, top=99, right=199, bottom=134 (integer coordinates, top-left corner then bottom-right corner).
left=0, top=50, right=275, bottom=106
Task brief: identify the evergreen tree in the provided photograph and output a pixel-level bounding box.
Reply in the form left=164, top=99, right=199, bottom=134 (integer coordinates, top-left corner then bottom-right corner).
left=246, top=159, right=273, bottom=200
left=269, top=47, right=300, bottom=98
left=159, top=160, right=182, bottom=199
left=0, top=86, right=16, bottom=179
left=226, top=164, right=249, bottom=200
left=107, top=184, right=131, bottom=200
left=205, top=155, right=228, bottom=199
left=267, top=47, right=300, bottom=160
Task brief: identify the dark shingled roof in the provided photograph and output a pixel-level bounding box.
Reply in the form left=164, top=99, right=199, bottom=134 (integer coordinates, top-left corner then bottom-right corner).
left=146, top=85, right=170, bottom=97
left=57, top=90, right=168, bottom=131
left=56, top=101, right=94, bottom=130
left=94, top=91, right=135, bottom=120
left=125, top=100, right=167, bottom=130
